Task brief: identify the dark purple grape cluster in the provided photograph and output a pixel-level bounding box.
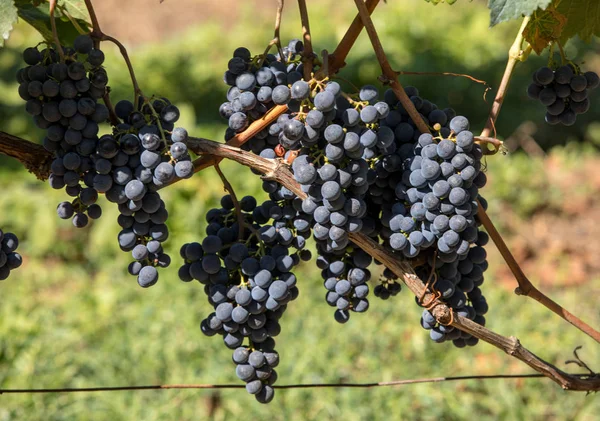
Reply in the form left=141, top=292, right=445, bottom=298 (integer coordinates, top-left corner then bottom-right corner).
left=217, top=43, right=492, bottom=337
left=179, top=194, right=308, bottom=402
left=204, top=41, right=495, bottom=401
left=17, top=35, right=109, bottom=227
left=316, top=246, right=373, bottom=323
left=17, top=35, right=196, bottom=287
left=527, top=65, right=599, bottom=126
left=358, top=91, right=490, bottom=346
left=232, top=345, right=279, bottom=403
left=0, top=230, right=22, bottom=281
left=220, top=39, right=313, bottom=142
left=109, top=99, right=192, bottom=287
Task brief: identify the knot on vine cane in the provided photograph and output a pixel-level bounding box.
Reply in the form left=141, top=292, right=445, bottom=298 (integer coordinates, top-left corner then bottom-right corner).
left=416, top=252, right=455, bottom=326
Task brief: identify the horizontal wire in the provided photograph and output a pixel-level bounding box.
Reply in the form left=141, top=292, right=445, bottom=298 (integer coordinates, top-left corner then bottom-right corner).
left=1, top=373, right=591, bottom=394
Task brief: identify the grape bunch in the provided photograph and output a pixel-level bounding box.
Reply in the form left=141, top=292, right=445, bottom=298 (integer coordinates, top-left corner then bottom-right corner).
left=179, top=194, right=304, bottom=402
left=217, top=39, right=492, bottom=335
left=232, top=345, right=279, bottom=403
left=361, top=94, right=490, bottom=346
left=17, top=35, right=109, bottom=227
left=0, top=229, right=22, bottom=280
left=316, top=246, right=373, bottom=323
left=527, top=64, right=599, bottom=126
left=109, top=99, right=193, bottom=287
left=220, top=39, right=314, bottom=145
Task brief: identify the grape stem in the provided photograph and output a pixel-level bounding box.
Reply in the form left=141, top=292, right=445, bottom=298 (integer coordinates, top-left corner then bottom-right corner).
left=556, top=41, right=567, bottom=65
left=297, top=0, right=314, bottom=81
left=102, top=90, right=121, bottom=126
left=83, top=0, right=144, bottom=108
left=351, top=0, right=430, bottom=134
left=100, top=34, right=144, bottom=110
left=472, top=15, right=600, bottom=343
left=317, top=0, right=381, bottom=79
left=480, top=16, right=531, bottom=138
left=214, top=163, right=245, bottom=241
left=48, top=0, right=65, bottom=62
left=56, top=4, right=88, bottom=35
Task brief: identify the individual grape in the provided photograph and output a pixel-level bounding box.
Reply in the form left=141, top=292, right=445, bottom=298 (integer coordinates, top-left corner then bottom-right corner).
left=534, top=67, right=554, bottom=85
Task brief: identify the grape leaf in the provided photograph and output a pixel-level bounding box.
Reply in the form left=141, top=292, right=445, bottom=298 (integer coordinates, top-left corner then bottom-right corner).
left=16, top=1, right=89, bottom=46
left=556, top=0, right=600, bottom=43
left=523, top=5, right=567, bottom=54
left=489, top=0, right=552, bottom=26
left=0, top=0, right=19, bottom=47
left=60, top=0, right=90, bottom=22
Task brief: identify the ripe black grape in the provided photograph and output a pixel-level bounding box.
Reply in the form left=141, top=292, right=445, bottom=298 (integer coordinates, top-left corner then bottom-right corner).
left=527, top=64, right=598, bottom=126
left=0, top=229, right=23, bottom=280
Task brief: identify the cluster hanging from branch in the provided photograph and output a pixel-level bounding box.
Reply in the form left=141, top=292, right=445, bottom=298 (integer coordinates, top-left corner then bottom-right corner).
left=0, top=0, right=599, bottom=404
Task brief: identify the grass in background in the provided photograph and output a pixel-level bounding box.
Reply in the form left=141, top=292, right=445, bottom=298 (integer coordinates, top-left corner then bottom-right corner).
left=0, top=0, right=598, bottom=419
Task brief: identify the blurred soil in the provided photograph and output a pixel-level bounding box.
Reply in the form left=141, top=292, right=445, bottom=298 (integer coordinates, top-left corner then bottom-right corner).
left=490, top=155, right=600, bottom=289
left=94, top=0, right=269, bottom=44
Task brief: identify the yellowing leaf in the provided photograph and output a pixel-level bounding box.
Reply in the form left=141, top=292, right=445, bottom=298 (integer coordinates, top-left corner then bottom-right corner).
left=523, top=6, right=567, bottom=54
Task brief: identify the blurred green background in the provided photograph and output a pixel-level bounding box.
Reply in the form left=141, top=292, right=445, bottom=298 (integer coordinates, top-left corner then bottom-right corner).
left=0, top=0, right=599, bottom=420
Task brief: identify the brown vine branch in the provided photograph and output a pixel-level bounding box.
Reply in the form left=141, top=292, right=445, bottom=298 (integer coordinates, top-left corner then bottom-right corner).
left=214, top=163, right=244, bottom=240
left=83, top=0, right=102, bottom=36
left=322, top=0, right=380, bottom=78
left=0, top=132, right=52, bottom=180
left=476, top=203, right=600, bottom=344
left=2, top=373, right=593, bottom=394
left=298, top=0, right=314, bottom=81
left=480, top=16, right=530, bottom=138
left=100, top=34, right=144, bottom=108
left=183, top=136, right=600, bottom=392
left=102, top=90, right=121, bottom=126
left=84, top=0, right=143, bottom=106
left=189, top=104, right=289, bottom=175
left=352, top=0, right=430, bottom=134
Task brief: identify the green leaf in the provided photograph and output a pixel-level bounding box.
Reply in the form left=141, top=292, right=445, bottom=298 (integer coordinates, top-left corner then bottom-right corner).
left=489, top=0, right=552, bottom=26
left=60, top=0, right=90, bottom=22
left=16, top=1, right=89, bottom=46
left=556, top=0, right=600, bottom=43
left=0, top=0, right=19, bottom=47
